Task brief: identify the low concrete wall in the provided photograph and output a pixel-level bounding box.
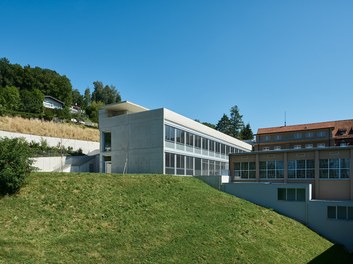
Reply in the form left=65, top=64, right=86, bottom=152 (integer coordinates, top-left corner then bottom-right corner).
left=0, top=130, right=99, bottom=154
left=221, top=182, right=353, bottom=252
left=33, top=155, right=99, bottom=172
left=32, top=157, right=65, bottom=172
left=194, top=176, right=221, bottom=190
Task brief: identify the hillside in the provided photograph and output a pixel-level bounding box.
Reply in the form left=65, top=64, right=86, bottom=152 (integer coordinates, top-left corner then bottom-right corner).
left=0, top=116, right=99, bottom=142
left=0, top=173, right=352, bottom=263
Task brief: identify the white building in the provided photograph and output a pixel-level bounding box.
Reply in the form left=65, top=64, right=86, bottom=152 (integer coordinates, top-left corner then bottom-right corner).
left=99, top=101, right=252, bottom=175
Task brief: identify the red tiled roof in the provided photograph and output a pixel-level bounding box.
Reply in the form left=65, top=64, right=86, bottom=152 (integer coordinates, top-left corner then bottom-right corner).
left=257, top=119, right=353, bottom=135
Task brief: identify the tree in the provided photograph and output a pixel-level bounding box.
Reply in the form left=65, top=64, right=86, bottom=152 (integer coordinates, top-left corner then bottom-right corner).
left=85, top=101, right=104, bottom=123
left=83, top=88, right=91, bottom=110
left=20, top=89, right=44, bottom=114
left=0, top=137, right=34, bottom=195
left=216, top=114, right=233, bottom=135
left=72, top=89, right=84, bottom=107
left=239, top=123, right=254, bottom=140
left=91, top=81, right=121, bottom=105
left=0, top=86, right=20, bottom=111
left=229, top=105, right=244, bottom=138
left=91, top=81, right=104, bottom=103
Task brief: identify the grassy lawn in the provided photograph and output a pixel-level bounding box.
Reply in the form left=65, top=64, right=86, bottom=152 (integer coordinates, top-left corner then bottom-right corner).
left=0, top=173, right=352, bottom=263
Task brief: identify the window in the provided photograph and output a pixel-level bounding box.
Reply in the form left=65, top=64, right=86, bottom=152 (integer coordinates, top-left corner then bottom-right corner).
left=317, top=131, right=328, bottom=137
left=294, top=145, right=301, bottom=149
left=263, top=147, right=270, bottom=151
left=274, top=146, right=281, bottom=150
left=305, top=144, right=313, bottom=149
left=215, top=142, right=220, bottom=153
left=202, top=159, right=208, bottom=175
left=264, top=135, right=270, bottom=142
left=186, top=156, right=193, bottom=175
left=202, top=138, right=208, bottom=150
left=165, top=153, right=175, bottom=174
left=275, top=135, right=281, bottom=141
left=327, top=206, right=353, bottom=220
left=186, top=132, right=194, bottom=147
left=319, top=158, right=350, bottom=179
left=176, top=154, right=185, bottom=175
left=176, top=129, right=185, bottom=144
left=102, top=132, right=111, bottom=152
left=294, top=133, right=302, bottom=139
left=260, top=160, right=284, bottom=179
left=209, top=140, right=215, bottom=152
left=165, top=125, right=175, bottom=142
left=234, top=162, right=256, bottom=179
left=336, top=129, right=346, bottom=136
left=277, top=188, right=306, bottom=201
left=288, top=160, right=315, bottom=179
left=317, top=143, right=325, bottom=148
left=305, top=132, right=314, bottom=138
left=195, top=135, right=201, bottom=149
left=221, top=144, right=226, bottom=155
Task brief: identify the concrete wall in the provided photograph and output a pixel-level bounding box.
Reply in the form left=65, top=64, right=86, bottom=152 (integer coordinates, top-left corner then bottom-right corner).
left=0, top=130, right=99, bottom=154
left=33, top=155, right=99, bottom=172
left=221, top=182, right=353, bottom=252
left=99, top=109, right=164, bottom=174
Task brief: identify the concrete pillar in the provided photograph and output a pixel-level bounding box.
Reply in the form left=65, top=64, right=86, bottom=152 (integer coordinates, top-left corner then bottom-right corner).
left=314, top=150, right=320, bottom=199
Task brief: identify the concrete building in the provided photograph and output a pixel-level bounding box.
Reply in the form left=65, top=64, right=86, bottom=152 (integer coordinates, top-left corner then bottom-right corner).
left=99, top=101, right=252, bottom=175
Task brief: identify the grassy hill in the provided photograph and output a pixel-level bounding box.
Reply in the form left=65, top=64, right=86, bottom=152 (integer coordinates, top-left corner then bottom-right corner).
left=0, top=116, right=99, bottom=141
left=0, top=173, right=352, bottom=263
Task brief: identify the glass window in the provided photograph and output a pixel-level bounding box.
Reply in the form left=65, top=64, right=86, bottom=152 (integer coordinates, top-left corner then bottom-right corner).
left=102, top=132, right=111, bottom=152
left=176, top=154, right=185, bottom=175
left=348, top=207, right=353, bottom=220
left=186, top=132, right=194, bottom=147
left=215, top=142, right=220, bottom=153
left=278, top=188, right=286, bottom=200
left=202, top=138, right=208, bottom=150
left=165, top=125, right=175, bottom=142
left=327, top=206, right=336, bottom=219
left=287, top=188, right=296, bottom=201
left=195, top=135, right=201, bottom=149
left=337, top=206, right=347, bottom=220
left=165, top=153, right=175, bottom=174
left=297, top=189, right=306, bottom=201
left=176, top=129, right=185, bottom=144
left=221, top=144, right=226, bottom=155
left=209, top=140, right=215, bottom=152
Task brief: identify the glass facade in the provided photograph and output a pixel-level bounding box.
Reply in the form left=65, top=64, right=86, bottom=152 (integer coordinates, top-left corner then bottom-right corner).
left=288, top=160, right=315, bottom=179
left=319, top=158, right=350, bottom=179
left=260, top=160, right=284, bottom=179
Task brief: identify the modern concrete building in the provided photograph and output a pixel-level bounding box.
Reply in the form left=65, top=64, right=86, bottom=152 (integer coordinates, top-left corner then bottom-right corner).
left=99, top=101, right=252, bottom=175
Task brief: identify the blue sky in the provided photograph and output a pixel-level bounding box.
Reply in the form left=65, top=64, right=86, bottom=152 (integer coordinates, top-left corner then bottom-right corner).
left=1, top=0, right=353, bottom=132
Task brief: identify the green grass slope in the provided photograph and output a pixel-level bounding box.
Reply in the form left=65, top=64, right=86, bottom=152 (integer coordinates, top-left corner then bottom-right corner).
left=0, top=173, right=352, bottom=263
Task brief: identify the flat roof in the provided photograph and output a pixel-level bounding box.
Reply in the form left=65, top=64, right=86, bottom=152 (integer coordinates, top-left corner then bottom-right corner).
left=104, top=101, right=149, bottom=113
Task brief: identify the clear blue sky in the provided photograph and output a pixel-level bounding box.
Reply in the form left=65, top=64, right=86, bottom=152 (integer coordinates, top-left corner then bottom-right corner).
left=1, top=0, right=353, bottom=132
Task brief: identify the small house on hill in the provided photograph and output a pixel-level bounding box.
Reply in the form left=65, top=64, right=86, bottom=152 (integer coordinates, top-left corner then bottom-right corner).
left=43, top=95, right=64, bottom=110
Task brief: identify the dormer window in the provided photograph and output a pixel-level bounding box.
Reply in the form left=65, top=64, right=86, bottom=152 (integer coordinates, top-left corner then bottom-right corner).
left=336, top=129, right=346, bottom=136
left=349, top=128, right=353, bottom=135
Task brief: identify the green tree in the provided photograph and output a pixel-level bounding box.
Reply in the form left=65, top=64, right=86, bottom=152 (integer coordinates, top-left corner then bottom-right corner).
left=72, top=89, right=84, bottom=107
left=0, top=86, right=20, bottom=111
left=216, top=114, right=233, bottom=135
left=91, top=81, right=104, bottom=103
left=85, top=101, right=104, bottom=123
left=239, top=123, right=254, bottom=140
left=102, top=84, right=121, bottom=104
left=83, top=88, right=91, bottom=110
left=229, top=105, right=244, bottom=138
left=20, top=89, right=44, bottom=114
left=0, top=137, right=34, bottom=195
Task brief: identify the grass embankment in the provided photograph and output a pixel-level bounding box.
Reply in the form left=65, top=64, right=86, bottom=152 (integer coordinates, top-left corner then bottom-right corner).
left=0, top=173, right=352, bottom=263
left=0, top=116, right=99, bottom=141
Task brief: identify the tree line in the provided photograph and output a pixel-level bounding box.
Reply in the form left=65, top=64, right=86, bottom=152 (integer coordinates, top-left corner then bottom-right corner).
left=0, top=58, right=121, bottom=122
left=199, top=105, right=254, bottom=140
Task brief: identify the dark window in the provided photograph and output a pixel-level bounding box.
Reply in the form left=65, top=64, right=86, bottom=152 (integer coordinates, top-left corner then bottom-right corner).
left=176, top=129, right=185, bottom=144
left=165, top=125, right=175, bottom=142
left=337, top=206, right=347, bottom=220
left=297, top=189, right=306, bottom=201
left=278, top=188, right=286, bottom=200
left=327, top=206, right=336, bottom=219
left=348, top=207, right=353, bottom=220
left=287, top=188, right=296, bottom=201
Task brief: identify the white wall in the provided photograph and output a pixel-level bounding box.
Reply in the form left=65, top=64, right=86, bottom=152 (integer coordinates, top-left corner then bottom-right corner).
left=0, top=130, right=99, bottom=154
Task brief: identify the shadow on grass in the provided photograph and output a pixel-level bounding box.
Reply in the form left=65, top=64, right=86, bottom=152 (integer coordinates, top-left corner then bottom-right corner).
left=308, top=244, right=353, bottom=264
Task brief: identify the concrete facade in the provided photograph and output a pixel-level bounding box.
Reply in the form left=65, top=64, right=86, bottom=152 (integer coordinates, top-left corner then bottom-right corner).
left=99, top=101, right=252, bottom=175
left=221, top=181, right=353, bottom=252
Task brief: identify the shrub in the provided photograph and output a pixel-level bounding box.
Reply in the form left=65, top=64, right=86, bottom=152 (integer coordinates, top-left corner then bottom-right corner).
left=0, top=137, right=34, bottom=195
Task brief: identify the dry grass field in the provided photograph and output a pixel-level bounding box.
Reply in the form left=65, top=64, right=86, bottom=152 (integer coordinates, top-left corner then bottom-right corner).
left=0, top=116, right=99, bottom=141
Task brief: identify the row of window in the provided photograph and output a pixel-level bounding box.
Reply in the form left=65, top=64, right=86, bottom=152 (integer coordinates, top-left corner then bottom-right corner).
left=165, top=125, right=242, bottom=154
left=278, top=188, right=306, bottom=201
left=327, top=206, right=353, bottom=220
left=165, top=152, right=227, bottom=176
left=261, top=130, right=329, bottom=142
left=262, top=143, right=327, bottom=151
left=234, top=158, right=351, bottom=179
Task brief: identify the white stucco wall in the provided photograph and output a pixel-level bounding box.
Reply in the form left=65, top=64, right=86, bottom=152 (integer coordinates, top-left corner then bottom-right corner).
left=0, top=130, right=99, bottom=154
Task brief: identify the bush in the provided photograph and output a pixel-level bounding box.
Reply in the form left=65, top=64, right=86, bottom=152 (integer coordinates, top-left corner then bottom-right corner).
left=0, top=137, right=34, bottom=195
